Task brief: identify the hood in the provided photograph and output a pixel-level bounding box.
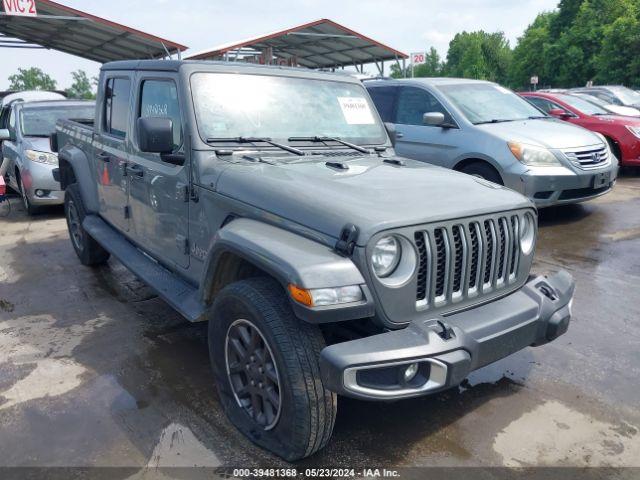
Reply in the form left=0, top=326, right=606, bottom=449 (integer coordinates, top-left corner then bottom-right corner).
left=23, top=136, right=54, bottom=153
left=216, top=154, right=533, bottom=244
left=477, top=118, right=602, bottom=149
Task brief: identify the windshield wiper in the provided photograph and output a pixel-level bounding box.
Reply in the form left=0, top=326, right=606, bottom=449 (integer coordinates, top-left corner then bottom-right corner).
left=473, top=119, right=516, bottom=125
left=205, top=136, right=304, bottom=156
left=288, top=136, right=370, bottom=154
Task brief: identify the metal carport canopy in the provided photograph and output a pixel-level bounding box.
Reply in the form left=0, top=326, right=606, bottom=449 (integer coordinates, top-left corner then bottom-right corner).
left=185, top=18, right=408, bottom=70
left=0, top=0, right=187, bottom=63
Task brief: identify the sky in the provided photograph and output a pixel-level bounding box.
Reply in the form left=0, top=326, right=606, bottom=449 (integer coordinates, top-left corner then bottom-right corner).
left=0, top=0, right=559, bottom=90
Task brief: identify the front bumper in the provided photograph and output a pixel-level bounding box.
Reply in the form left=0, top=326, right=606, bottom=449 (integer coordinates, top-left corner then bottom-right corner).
left=320, top=270, right=574, bottom=400
left=22, top=161, right=63, bottom=206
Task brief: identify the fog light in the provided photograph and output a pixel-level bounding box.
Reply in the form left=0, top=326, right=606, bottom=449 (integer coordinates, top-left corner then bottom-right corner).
left=403, top=363, right=419, bottom=382
left=35, top=189, right=45, bottom=197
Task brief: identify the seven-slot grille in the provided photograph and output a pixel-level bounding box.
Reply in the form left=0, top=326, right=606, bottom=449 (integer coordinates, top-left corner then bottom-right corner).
left=415, top=214, right=521, bottom=309
left=563, top=145, right=609, bottom=170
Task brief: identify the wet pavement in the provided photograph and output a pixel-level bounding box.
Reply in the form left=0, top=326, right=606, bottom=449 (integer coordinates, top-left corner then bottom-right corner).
left=0, top=175, right=639, bottom=470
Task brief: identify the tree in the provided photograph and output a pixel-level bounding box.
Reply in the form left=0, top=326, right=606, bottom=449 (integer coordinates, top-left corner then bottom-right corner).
left=445, top=31, right=512, bottom=84
left=8, top=67, right=57, bottom=91
left=65, top=70, right=97, bottom=99
left=510, top=12, right=557, bottom=89
left=597, top=14, right=640, bottom=85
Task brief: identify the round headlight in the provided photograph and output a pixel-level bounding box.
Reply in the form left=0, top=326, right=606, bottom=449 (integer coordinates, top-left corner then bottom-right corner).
left=371, top=236, right=401, bottom=277
left=520, top=213, right=536, bottom=255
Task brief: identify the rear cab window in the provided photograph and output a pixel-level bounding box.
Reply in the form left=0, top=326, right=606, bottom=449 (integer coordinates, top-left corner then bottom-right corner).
left=103, top=77, right=132, bottom=138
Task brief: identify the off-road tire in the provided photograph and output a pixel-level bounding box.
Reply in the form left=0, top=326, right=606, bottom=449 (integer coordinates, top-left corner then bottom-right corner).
left=64, top=183, right=110, bottom=266
left=461, top=161, right=504, bottom=185
left=209, top=277, right=336, bottom=461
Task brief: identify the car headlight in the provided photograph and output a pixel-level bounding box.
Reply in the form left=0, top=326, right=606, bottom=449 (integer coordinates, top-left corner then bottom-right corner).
left=26, top=150, right=58, bottom=165
left=626, top=126, right=640, bottom=139
left=371, top=236, right=401, bottom=277
left=508, top=142, right=561, bottom=167
left=520, top=212, right=536, bottom=255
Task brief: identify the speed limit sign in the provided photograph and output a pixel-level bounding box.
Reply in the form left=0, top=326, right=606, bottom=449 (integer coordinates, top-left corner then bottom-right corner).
left=411, top=52, right=426, bottom=65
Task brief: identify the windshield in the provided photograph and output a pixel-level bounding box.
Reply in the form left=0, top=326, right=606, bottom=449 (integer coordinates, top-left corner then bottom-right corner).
left=609, top=86, right=640, bottom=105
left=20, top=105, right=94, bottom=136
left=556, top=94, right=608, bottom=115
left=437, top=83, right=543, bottom=124
left=190, top=73, right=386, bottom=144
left=573, top=93, right=608, bottom=107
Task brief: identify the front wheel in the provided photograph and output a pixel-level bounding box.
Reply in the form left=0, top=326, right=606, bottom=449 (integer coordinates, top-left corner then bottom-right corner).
left=209, top=278, right=336, bottom=461
left=18, top=174, right=38, bottom=215
left=460, top=161, right=504, bottom=185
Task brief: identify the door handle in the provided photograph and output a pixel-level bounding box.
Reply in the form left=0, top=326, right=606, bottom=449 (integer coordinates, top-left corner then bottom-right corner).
left=125, top=164, right=144, bottom=177
left=396, top=132, right=404, bottom=138
left=97, top=151, right=111, bottom=162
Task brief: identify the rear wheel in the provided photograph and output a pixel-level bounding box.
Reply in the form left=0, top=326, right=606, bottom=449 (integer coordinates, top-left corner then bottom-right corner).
left=460, top=161, right=504, bottom=185
left=209, top=277, right=336, bottom=461
left=64, top=183, right=110, bottom=266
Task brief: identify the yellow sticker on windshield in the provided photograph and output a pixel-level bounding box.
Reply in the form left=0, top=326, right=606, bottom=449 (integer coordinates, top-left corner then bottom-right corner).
left=338, top=97, right=375, bottom=125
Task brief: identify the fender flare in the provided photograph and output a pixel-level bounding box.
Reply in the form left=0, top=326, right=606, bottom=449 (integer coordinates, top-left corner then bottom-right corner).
left=58, top=144, right=100, bottom=213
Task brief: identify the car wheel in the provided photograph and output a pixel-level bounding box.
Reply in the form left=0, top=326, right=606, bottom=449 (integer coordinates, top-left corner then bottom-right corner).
left=64, top=183, right=110, bottom=266
left=460, top=161, right=504, bottom=185
left=18, top=174, right=38, bottom=215
left=209, top=277, right=336, bottom=461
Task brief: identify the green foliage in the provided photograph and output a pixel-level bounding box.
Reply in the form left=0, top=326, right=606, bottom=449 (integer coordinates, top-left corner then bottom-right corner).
left=65, top=70, right=97, bottom=99
left=8, top=67, right=57, bottom=91
left=390, top=47, right=444, bottom=78
left=445, top=31, right=512, bottom=84
left=510, top=12, right=557, bottom=88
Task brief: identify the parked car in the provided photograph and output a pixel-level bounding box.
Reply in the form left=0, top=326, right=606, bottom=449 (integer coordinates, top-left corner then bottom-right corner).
left=521, top=91, right=640, bottom=167
left=572, top=86, right=640, bottom=109
left=569, top=92, right=640, bottom=117
left=0, top=100, right=94, bottom=214
left=54, top=60, right=575, bottom=460
left=365, top=78, right=618, bottom=207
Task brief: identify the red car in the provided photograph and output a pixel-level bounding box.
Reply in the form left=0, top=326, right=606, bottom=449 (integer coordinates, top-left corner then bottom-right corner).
left=520, top=91, right=640, bottom=167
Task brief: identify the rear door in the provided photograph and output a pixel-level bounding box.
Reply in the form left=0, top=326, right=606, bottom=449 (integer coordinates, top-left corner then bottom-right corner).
left=393, top=86, right=461, bottom=167
left=95, top=75, right=133, bottom=232
left=127, top=74, right=190, bottom=269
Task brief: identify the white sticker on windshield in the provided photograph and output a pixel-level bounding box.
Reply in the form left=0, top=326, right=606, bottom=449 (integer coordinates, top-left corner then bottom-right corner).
left=337, top=97, right=375, bottom=125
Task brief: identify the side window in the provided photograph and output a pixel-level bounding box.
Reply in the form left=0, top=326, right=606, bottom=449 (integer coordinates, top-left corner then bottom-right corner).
left=139, top=80, right=182, bottom=151
left=367, top=86, right=397, bottom=122
left=526, top=97, right=558, bottom=113
left=396, top=87, right=452, bottom=126
left=103, top=77, right=131, bottom=138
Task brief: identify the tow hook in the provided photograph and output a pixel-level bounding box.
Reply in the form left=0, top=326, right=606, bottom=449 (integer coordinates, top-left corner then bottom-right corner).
left=537, top=282, right=557, bottom=301
left=425, top=319, right=455, bottom=340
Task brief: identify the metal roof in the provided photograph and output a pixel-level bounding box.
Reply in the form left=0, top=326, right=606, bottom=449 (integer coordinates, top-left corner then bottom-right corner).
left=0, top=0, right=187, bottom=63
left=185, top=19, right=408, bottom=69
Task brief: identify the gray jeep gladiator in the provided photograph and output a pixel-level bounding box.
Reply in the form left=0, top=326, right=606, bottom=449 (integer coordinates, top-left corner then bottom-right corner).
left=53, top=60, right=575, bottom=461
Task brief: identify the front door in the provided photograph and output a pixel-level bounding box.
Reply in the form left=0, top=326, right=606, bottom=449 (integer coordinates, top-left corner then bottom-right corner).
left=394, top=86, right=461, bottom=168
left=95, top=76, right=133, bottom=232
left=127, top=76, right=189, bottom=269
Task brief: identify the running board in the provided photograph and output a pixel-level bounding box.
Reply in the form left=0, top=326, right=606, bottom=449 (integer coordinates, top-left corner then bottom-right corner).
left=82, top=215, right=206, bottom=322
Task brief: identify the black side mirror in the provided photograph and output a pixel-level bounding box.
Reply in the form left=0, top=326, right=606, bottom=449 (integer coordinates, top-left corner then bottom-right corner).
left=50, top=132, right=59, bottom=153
left=138, top=117, right=173, bottom=154
left=384, top=122, right=397, bottom=147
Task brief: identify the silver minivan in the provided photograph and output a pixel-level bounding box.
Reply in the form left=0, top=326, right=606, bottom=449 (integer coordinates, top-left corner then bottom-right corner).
left=0, top=100, right=94, bottom=214
left=366, top=78, right=618, bottom=207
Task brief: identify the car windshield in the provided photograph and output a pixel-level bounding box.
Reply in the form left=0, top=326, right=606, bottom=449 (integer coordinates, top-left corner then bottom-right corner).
left=437, top=83, right=543, bottom=124
left=190, top=72, right=386, bottom=145
left=609, top=86, right=640, bottom=105
left=555, top=94, right=608, bottom=115
left=20, top=105, right=94, bottom=137
left=573, top=93, right=608, bottom=107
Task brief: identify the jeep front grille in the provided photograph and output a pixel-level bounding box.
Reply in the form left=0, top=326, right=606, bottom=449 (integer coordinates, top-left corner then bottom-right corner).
left=563, top=145, right=610, bottom=170
left=415, top=214, right=521, bottom=309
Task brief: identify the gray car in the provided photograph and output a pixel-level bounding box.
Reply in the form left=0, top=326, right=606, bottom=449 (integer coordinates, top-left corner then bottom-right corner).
left=366, top=78, right=618, bottom=207
left=55, top=60, right=575, bottom=460
left=0, top=100, right=94, bottom=214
